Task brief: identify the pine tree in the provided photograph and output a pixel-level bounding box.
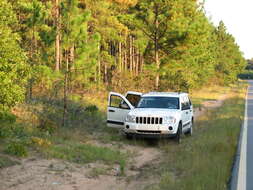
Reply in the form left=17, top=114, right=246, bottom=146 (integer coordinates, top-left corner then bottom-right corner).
left=215, top=21, right=246, bottom=84
left=0, top=0, right=29, bottom=109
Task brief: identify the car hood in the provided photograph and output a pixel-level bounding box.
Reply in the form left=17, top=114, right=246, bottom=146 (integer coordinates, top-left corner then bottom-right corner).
left=129, top=108, right=180, bottom=118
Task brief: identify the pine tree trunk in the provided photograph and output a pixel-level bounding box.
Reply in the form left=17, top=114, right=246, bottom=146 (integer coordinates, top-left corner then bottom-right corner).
left=140, top=55, right=144, bottom=73
left=136, top=49, right=139, bottom=75
left=119, top=41, right=122, bottom=72
left=70, top=45, right=74, bottom=68
left=129, top=36, right=133, bottom=73
left=132, top=38, right=136, bottom=75
left=124, top=43, right=127, bottom=71
left=62, top=50, right=69, bottom=127
left=104, top=62, right=108, bottom=85
left=155, top=15, right=160, bottom=89
left=55, top=0, right=61, bottom=71
left=98, top=45, right=101, bottom=84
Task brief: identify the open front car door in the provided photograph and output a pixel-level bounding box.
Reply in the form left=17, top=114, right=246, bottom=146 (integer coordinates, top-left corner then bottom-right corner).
left=107, top=92, right=135, bottom=128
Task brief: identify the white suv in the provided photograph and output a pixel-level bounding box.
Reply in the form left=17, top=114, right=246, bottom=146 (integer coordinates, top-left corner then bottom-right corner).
left=107, top=91, right=194, bottom=142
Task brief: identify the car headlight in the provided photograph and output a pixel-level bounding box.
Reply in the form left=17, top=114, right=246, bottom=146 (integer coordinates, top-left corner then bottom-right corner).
left=163, top=116, right=177, bottom=124
left=126, top=115, right=136, bottom=123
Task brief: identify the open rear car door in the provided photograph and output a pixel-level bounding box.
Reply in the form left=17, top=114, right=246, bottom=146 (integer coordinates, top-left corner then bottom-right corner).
left=125, top=91, right=142, bottom=108
left=107, top=92, right=142, bottom=128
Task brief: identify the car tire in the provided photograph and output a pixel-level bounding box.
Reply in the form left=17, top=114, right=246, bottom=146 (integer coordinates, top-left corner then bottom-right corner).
left=175, top=123, right=182, bottom=144
left=185, top=120, right=193, bottom=136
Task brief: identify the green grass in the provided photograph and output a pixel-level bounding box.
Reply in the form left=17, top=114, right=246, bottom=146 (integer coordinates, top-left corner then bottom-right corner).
left=145, top=85, right=246, bottom=190
left=41, top=140, right=127, bottom=174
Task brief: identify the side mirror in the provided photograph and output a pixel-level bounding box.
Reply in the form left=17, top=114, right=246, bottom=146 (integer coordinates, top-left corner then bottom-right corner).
left=120, top=102, right=130, bottom=109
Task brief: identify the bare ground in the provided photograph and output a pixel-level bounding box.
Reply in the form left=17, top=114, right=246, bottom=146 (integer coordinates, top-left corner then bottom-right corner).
left=0, top=146, right=161, bottom=190
left=0, top=94, right=228, bottom=190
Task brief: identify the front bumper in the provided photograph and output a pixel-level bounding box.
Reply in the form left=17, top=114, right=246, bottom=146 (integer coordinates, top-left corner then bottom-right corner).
left=124, top=122, right=178, bottom=138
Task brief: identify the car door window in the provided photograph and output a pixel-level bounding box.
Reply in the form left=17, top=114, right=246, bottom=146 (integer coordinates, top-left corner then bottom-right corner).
left=110, top=95, right=130, bottom=109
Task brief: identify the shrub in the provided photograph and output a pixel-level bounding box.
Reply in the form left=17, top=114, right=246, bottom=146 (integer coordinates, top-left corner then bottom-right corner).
left=0, top=126, right=12, bottom=138
left=85, top=105, right=98, bottom=113
left=4, top=140, right=28, bottom=157
left=0, top=124, right=28, bottom=139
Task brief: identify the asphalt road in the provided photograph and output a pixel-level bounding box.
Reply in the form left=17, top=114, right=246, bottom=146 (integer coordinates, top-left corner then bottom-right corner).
left=246, top=81, right=253, bottom=190
left=235, top=80, right=253, bottom=190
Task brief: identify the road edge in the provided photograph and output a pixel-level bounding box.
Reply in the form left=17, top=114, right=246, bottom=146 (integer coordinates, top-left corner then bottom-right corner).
left=229, top=86, right=248, bottom=190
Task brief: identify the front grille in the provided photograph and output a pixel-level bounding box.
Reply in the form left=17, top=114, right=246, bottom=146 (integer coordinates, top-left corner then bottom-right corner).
left=137, top=130, right=161, bottom=134
left=136, top=117, right=163, bottom=124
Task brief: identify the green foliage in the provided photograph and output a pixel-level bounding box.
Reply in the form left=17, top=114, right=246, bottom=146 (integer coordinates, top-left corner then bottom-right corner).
left=32, top=65, right=63, bottom=91
left=4, top=140, right=28, bottom=157
left=0, top=0, right=30, bottom=109
left=1, top=0, right=246, bottom=110
left=0, top=124, right=28, bottom=140
left=85, top=105, right=98, bottom=113
left=0, top=111, right=16, bottom=124
left=214, top=22, right=246, bottom=84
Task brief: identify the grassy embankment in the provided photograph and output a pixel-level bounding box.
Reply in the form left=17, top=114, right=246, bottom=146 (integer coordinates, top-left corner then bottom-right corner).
left=0, top=82, right=247, bottom=185
left=143, top=82, right=247, bottom=190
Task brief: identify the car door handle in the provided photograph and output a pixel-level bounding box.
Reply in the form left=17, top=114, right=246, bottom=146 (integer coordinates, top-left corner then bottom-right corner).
left=109, top=109, right=115, bottom=112
left=186, top=112, right=189, bottom=114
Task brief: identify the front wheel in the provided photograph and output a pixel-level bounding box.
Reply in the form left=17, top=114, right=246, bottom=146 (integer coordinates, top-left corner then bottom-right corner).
left=185, top=120, right=193, bottom=136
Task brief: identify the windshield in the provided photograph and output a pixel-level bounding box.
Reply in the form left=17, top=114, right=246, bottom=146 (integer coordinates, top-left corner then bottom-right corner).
left=137, top=97, right=179, bottom=109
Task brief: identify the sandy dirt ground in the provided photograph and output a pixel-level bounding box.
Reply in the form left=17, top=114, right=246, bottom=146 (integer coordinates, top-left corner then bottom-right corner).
left=0, top=95, right=228, bottom=190
left=0, top=146, right=161, bottom=190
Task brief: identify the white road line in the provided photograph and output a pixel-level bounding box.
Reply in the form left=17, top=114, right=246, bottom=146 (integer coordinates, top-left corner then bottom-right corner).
left=237, top=87, right=248, bottom=190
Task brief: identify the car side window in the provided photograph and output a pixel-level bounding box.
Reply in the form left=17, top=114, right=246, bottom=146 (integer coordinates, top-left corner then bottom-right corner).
left=181, top=97, right=185, bottom=110
left=185, top=97, right=190, bottom=110
left=181, top=96, right=190, bottom=110
left=110, top=95, right=130, bottom=109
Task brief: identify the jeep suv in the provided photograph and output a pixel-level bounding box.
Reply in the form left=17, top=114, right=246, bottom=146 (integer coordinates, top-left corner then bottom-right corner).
left=107, top=91, right=194, bottom=142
